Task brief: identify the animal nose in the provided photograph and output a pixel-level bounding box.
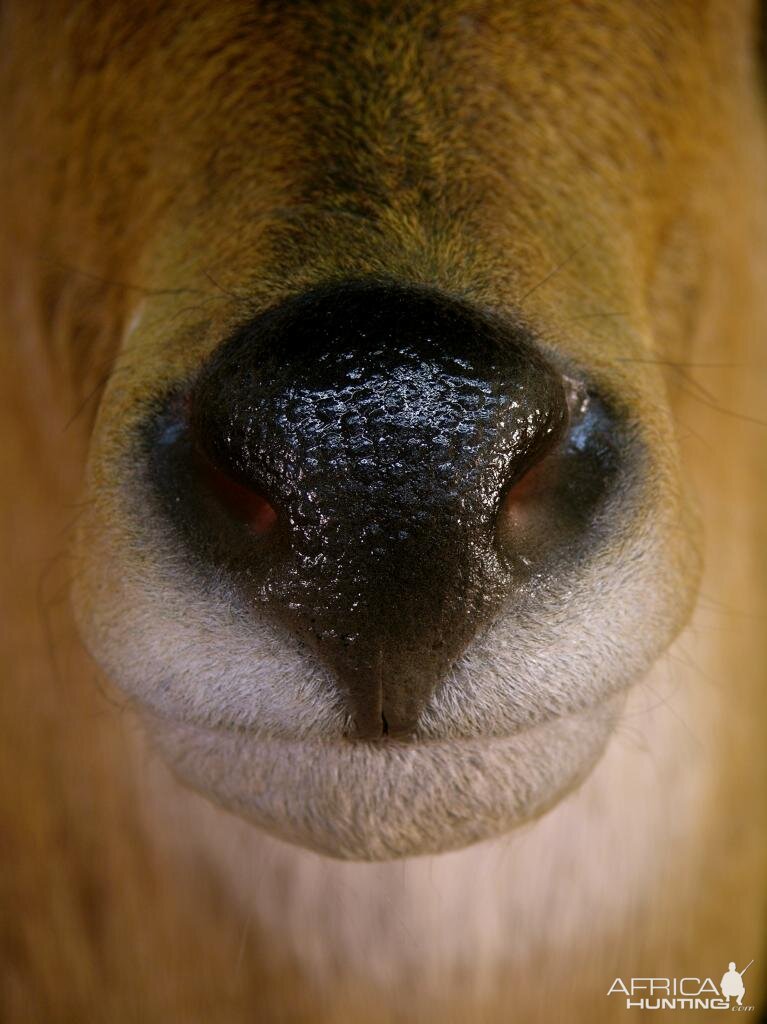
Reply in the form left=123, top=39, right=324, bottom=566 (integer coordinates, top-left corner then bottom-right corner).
left=188, top=282, right=569, bottom=738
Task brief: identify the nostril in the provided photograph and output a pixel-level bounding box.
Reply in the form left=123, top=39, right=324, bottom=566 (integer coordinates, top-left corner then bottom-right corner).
left=497, top=378, right=584, bottom=511
left=501, top=451, right=553, bottom=507
left=187, top=386, right=279, bottom=537
left=495, top=377, right=622, bottom=562
left=200, top=454, right=278, bottom=540
left=194, top=449, right=278, bottom=536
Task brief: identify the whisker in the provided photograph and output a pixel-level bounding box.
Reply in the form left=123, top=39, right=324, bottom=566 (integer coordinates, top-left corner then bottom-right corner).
left=615, top=357, right=767, bottom=427
left=674, top=380, right=767, bottom=428
left=566, top=310, right=629, bottom=321
left=519, top=243, right=589, bottom=302
left=201, top=267, right=252, bottom=305
left=37, top=252, right=210, bottom=298
left=615, top=357, right=751, bottom=370
left=64, top=362, right=124, bottom=432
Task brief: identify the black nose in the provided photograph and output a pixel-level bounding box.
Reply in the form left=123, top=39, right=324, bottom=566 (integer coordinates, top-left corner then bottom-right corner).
left=176, top=281, right=569, bottom=738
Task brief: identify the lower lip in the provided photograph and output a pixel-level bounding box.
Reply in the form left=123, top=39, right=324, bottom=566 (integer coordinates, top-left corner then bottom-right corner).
left=140, top=695, right=625, bottom=859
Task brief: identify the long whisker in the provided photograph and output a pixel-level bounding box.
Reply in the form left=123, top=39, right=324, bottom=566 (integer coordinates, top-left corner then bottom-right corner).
left=519, top=243, right=589, bottom=302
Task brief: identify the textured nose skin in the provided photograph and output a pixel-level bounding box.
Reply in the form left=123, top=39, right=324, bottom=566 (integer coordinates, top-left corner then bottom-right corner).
left=190, top=282, right=568, bottom=737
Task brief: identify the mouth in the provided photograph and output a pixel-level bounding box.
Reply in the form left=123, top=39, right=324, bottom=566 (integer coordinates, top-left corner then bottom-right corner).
left=142, top=691, right=626, bottom=860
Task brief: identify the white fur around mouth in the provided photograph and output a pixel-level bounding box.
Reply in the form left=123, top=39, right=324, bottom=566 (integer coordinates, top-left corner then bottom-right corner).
left=140, top=692, right=625, bottom=861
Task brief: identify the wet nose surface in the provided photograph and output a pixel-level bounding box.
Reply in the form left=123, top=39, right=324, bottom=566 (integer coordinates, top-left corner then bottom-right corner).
left=181, top=282, right=568, bottom=737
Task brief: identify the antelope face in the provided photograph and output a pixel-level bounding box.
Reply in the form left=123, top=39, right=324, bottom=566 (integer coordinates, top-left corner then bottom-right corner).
left=70, top=0, right=730, bottom=860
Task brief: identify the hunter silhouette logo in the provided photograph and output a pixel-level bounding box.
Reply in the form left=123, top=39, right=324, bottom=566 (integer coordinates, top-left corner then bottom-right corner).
left=607, top=961, right=756, bottom=1011
left=721, top=961, right=753, bottom=1007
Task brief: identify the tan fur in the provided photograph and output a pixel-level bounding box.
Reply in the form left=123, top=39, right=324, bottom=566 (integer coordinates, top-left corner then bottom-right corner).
left=1, top=1, right=766, bottom=1020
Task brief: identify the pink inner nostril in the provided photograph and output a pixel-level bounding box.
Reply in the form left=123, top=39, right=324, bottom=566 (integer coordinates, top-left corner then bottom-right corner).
left=495, top=450, right=561, bottom=551
left=502, top=457, right=548, bottom=506
left=196, top=451, right=277, bottom=536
